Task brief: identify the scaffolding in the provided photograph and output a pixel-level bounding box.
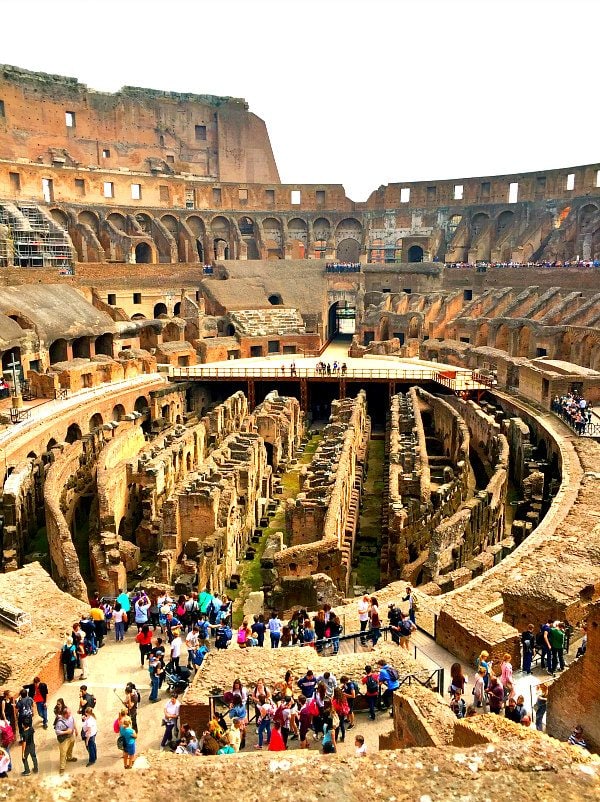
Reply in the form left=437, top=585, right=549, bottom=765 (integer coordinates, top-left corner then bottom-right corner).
left=0, top=203, right=74, bottom=269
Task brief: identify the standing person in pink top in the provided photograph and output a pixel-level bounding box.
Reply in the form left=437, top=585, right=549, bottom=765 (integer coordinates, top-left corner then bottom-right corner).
left=500, top=653, right=513, bottom=701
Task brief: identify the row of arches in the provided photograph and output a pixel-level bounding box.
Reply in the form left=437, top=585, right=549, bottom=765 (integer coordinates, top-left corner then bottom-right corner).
left=48, top=333, right=114, bottom=364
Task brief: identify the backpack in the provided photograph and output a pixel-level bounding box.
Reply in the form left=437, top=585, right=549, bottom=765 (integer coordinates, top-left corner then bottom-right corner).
left=87, top=694, right=97, bottom=709
left=349, top=680, right=359, bottom=695
left=387, top=667, right=399, bottom=682
left=0, top=723, right=14, bottom=747
left=197, top=620, right=209, bottom=639
left=366, top=674, right=378, bottom=694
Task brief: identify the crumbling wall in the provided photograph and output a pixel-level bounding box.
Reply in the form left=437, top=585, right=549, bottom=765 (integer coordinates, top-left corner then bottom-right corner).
left=1, top=457, right=43, bottom=569
left=43, top=439, right=98, bottom=602
left=272, top=392, right=369, bottom=605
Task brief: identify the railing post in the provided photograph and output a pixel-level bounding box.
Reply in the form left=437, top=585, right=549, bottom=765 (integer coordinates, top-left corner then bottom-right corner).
left=439, top=667, right=445, bottom=697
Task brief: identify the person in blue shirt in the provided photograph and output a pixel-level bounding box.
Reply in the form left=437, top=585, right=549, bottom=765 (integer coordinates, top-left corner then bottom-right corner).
left=376, top=659, right=400, bottom=710
left=116, top=590, right=131, bottom=632
left=297, top=670, right=317, bottom=699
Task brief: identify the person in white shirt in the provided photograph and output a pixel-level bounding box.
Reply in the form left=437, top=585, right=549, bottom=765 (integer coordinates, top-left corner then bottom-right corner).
left=268, top=612, right=282, bottom=648
left=161, top=695, right=181, bottom=748
left=81, top=708, right=98, bottom=766
left=170, top=630, right=182, bottom=671
left=357, top=594, right=370, bottom=643
left=355, top=734, right=367, bottom=756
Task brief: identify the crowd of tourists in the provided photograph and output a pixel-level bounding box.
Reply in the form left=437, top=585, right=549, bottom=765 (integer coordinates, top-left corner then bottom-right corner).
left=444, top=259, right=600, bottom=269
left=551, top=392, right=594, bottom=434
left=0, top=586, right=590, bottom=778
left=315, top=361, right=347, bottom=376
left=325, top=262, right=361, bottom=273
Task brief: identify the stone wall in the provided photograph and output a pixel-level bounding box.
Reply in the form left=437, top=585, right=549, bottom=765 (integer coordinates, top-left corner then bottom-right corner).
left=272, top=392, right=369, bottom=606
left=43, top=438, right=98, bottom=602
left=421, top=396, right=509, bottom=585
left=547, top=600, right=600, bottom=752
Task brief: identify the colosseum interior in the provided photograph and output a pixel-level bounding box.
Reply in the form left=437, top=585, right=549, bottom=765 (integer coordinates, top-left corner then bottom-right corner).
left=0, top=62, right=599, bottom=796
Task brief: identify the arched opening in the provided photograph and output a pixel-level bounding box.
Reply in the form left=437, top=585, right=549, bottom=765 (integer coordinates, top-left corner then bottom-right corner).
left=495, top=324, right=510, bottom=353
left=107, top=213, right=127, bottom=231
left=131, top=313, right=146, bottom=321
left=161, top=404, right=170, bottom=422
left=135, top=242, right=152, bottom=264
left=49, top=339, right=68, bottom=364
left=8, top=314, right=34, bottom=331
left=497, top=210, right=515, bottom=232
left=95, top=333, right=113, bottom=357
left=225, top=323, right=236, bottom=336
left=65, top=423, right=82, bottom=443
left=288, top=218, right=308, bottom=259
left=78, top=211, right=99, bottom=234
left=474, top=322, right=489, bottom=347
left=186, top=453, right=192, bottom=472
left=579, top=204, right=599, bottom=228
left=336, top=238, right=360, bottom=262
left=471, top=212, right=490, bottom=235
left=89, top=412, right=103, bottom=432
left=72, top=337, right=91, bottom=359
left=135, top=213, right=152, bottom=233
left=112, top=404, right=126, bottom=421
left=268, top=294, right=283, bottom=306
left=46, top=438, right=58, bottom=452
left=134, top=396, right=149, bottom=414
left=50, top=209, right=69, bottom=230
left=407, top=245, right=424, bottom=263
left=328, top=301, right=356, bottom=338
left=238, top=217, right=254, bottom=235
left=213, top=238, right=229, bottom=260
left=447, top=215, right=462, bottom=236
left=153, top=302, right=168, bottom=318
left=173, top=302, right=181, bottom=317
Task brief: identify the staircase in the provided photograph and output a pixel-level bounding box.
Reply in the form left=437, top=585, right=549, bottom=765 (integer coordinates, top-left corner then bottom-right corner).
left=0, top=202, right=74, bottom=269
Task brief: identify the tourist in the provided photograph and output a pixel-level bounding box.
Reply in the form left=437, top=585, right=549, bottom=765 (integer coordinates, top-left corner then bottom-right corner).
left=251, top=614, right=266, bottom=647
left=25, top=677, right=48, bottom=729
left=54, top=705, right=77, bottom=775
left=113, top=603, right=126, bottom=642
left=328, top=613, right=343, bottom=654
left=0, top=692, right=16, bottom=736
left=474, top=650, right=490, bottom=689
left=313, top=609, right=327, bottom=652
left=402, top=586, right=418, bottom=624
left=214, top=620, right=232, bottom=649
left=160, top=694, right=180, bottom=748
left=119, top=714, right=136, bottom=769
left=399, top=611, right=416, bottom=650
left=267, top=719, right=286, bottom=751
left=332, top=686, right=349, bottom=742
left=228, top=718, right=243, bottom=752
left=116, top=589, right=131, bottom=631
left=449, top=663, right=467, bottom=697
left=89, top=603, right=106, bottom=648
left=539, top=619, right=553, bottom=674
left=361, top=665, right=379, bottom=720
left=472, top=666, right=487, bottom=708
left=340, top=675, right=357, bottom=728
left=321, top=700, right=336, bottom=754
left=521, top=624, right=536, bottom=674
left=170, top=627, right=183, bottom=670
left=549, top=621, right=566, bottom=674
left=514, top=695, right=528, bottom=722
left=0, top=746, right=10, bottom=778
left=148, top=653, right=163, bottom=702
left=20, top=716, right=38, bottom=775
left=297, top=670, right=317, bottom=699
left=388, top=603, right=402, bottom=645
left=316, top=670, right=337, bottom=698
left=568, top=725, right=587, bottom=749
left=354, top=734, right=367, bottom=756
left=376, top=659, right=400, bottom=710
left=534, top=683, right=548, bottom=731
left=368, top=596, right=381, bottom=646
left=500, top=653, right=513, bottom=699
left=124, top=683, right=140, bottom=733
left=134, top=592, right=150, bottom=631
left=15, top=689, right=33, bottom=742
left=505, top=697, right=525, bottom=724
left=134, top=623, right=152, bottom=667
left=487, top=675, right=504, bottom=714
left=61, top=637, right=77, bottom=681
left=81, top=707, right=97, bottom=767
left=297, top=696, right=311, bottom=749
left=575, top=624, right=587, bottom=658
left=301, top=618, right=316, bottom=647
left=268, top=611, right=283, bottom=648
left=225, top=678, right=249, bottom=707
left=255, top=694, right=275, bottom=749
left=77, top=685, right=96, bottom=716
left=450, top=690, right=466, bottom=719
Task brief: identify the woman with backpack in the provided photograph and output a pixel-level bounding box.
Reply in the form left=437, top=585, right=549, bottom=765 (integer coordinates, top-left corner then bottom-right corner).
left=61, top=638, right=77, bottom=682
left=361, top=665, right=379, bottom=720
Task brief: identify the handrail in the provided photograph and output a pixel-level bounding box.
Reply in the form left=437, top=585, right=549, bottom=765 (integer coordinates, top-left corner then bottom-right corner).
left=168, top=365, right=478, bottom=384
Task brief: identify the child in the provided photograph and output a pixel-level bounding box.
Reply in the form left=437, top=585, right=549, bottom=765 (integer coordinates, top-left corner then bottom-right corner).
left=354, top=734, right=367, bottom=757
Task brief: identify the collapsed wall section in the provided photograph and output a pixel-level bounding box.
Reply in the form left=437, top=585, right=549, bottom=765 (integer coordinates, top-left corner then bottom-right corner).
left=270, top=392, right=370, bottom=610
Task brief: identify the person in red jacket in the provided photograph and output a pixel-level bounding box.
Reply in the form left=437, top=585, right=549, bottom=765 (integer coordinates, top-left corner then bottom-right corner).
left=267, top=720, right=286, bottom=751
